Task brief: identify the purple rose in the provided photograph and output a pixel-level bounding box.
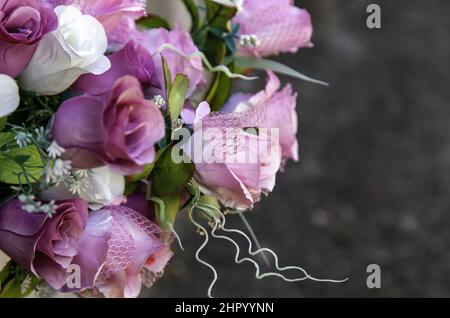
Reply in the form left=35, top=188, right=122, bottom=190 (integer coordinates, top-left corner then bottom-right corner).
left=52, top=75, right=165, bottom=175
left=69, top=205, right=166, bottom=298
left=73, top=41, right=159, bottom=96
left=135, top=26, right=205, bottom=98
left=0, top=199, right=88, bottom=289
left=0, top=0, right=57, bottom=77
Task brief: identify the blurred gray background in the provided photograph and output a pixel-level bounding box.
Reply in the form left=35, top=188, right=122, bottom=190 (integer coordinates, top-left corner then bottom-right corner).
left=145, top=0, right=450, bottom=297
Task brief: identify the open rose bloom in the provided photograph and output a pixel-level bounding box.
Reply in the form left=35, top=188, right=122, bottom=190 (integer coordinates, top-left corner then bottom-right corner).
left=0, top=0, right=327, bottom=298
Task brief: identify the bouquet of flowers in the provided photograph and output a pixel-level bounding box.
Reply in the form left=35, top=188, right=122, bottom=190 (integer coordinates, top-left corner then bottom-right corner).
left=0, top=0, right=343, bottom=298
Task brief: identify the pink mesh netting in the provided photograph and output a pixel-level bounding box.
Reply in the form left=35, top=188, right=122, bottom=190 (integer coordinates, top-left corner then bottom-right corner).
left=188, top=103, right=268, bottom=162
left=97, top=206, right=160, bottom=282
left=201, top=102, right=266, bottom=129
left=234, top=0, right=312, bottom=57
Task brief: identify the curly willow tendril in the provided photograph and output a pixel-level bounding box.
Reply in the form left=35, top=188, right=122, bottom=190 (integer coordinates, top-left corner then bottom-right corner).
left=188, top=206, right=218, bottom=298
left=186, top=180, right=348, bottom=298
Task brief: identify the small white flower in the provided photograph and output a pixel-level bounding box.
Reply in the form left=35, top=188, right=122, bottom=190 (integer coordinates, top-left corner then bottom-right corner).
left=34, top=127, right=50, bottom=146
left=39, top=166, right=125, bottom=210
left=52, top=159, right=72, bottom=177
left=239, top=34, right=261, bottom=47
left=20, top=276, right=32, bottom=294
left=153, top=95, right=166, bottom=108
left=74, top=169, right=92, bottom=179
left=0, top=74, right=20, bottom=117
left=47, top=141, right=66, bottom=159
left=40, top=201, right=57, bottom=217
left=14, top=131, right=32, bottom=148
left=67, top=176, right=91, bottom=195
left=35, top=283, right=50, bottom=297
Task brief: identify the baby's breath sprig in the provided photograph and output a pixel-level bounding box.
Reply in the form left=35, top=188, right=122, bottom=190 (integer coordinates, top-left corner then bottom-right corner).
left=18, top=193, right=57, bottom=217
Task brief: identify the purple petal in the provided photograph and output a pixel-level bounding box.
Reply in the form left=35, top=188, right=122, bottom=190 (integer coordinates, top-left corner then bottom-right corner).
left=52, top=95, right=108, bottom=161
left=74, top=41, right=158, bottom=95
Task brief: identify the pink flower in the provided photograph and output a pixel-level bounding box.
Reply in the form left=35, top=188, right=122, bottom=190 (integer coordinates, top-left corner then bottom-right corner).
left=183, top=103, right=282, bottom=209
left=136, top=26, right=205, bottom=98
left=70, top=205, right=167, bottom=298
left=0, top=0, right=57, bottom=77
left=74, top=41, right=159, bottom=96
left=0, top=199, right=88, bottom=290
left=233, top=0, right=313, bottom=57
left=44, top=0, right=146, bottom=49
left=52, top=76, right=165, bottom=175
left=225, top=71, right=299, bottom=162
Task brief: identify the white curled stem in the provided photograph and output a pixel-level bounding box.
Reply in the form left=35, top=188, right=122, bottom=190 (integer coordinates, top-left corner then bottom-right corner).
left=188, top=207, right=218, bottom=298
left=198, top=203, right=349, bottom=284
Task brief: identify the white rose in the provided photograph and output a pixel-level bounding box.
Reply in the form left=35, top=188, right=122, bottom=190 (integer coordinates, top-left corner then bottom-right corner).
left=19, top=5, right=111, bottom=96
left=40, top=166, right=125, bottom=210
left=0, top=74, right=20, bottom=117
left=0, top=250, right=10, bottom=271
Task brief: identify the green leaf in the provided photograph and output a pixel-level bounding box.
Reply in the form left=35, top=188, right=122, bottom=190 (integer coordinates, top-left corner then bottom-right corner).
left=0, top=139, right=44, bottom=185
left=205, top=69, right=233, bottom=111
left=168, top=74, right=189, bottom=123
left=13, top=155, right=31, bottom=165
left=127, top=164, right=155, bottom=183
left=233, top=57, right=329, bottom=86
left=162, top=57, right=172, bottom=96
left=0, top=275, right=40, bottom=298
left=124, top=181, right=138, bottom=197
left=137, top=15, right=170, bottom=30
left=224, top=36, right=237, bottom=54
left=0, top=278, right=22, bottom=298
left=0, top=132, right=14, bottom=148
left=151, top=145, right=194, bottom=197
left=0, top=117, right=6, bottom=131
left=154, top=193, right=181, bottom=230
left=202, top=0, right=236, bottom=65
left=199, top=195, right=221, bottom=210
left=203, top=36, right=227, bottom=66
left=182, top=0, right=200, bottom=32
left=205, top=0, right=237, bottom=31
left=0, top=261, right=12, bottom=289
left=199, top=0, right=237, bottom=111
left=127, top=146, right=169, bottom=182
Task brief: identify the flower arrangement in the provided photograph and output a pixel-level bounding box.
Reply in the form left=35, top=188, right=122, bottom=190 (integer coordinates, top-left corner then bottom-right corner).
left=0, top=0, right=345, bottom=298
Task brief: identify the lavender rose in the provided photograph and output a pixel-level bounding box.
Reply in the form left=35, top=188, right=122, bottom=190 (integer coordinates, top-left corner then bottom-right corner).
left=0, top=0, right=57, bottom=77
left=135, top=26, right=205, bottom=98
left=183, top=102, right=282, bottom=209
left=68, top=205, right=167, bottom=298
left=0, top=198, right=88, bottom=289
left=224, top=71, right=299, bottom=162
left=52, top=75, right=165, bottom=175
